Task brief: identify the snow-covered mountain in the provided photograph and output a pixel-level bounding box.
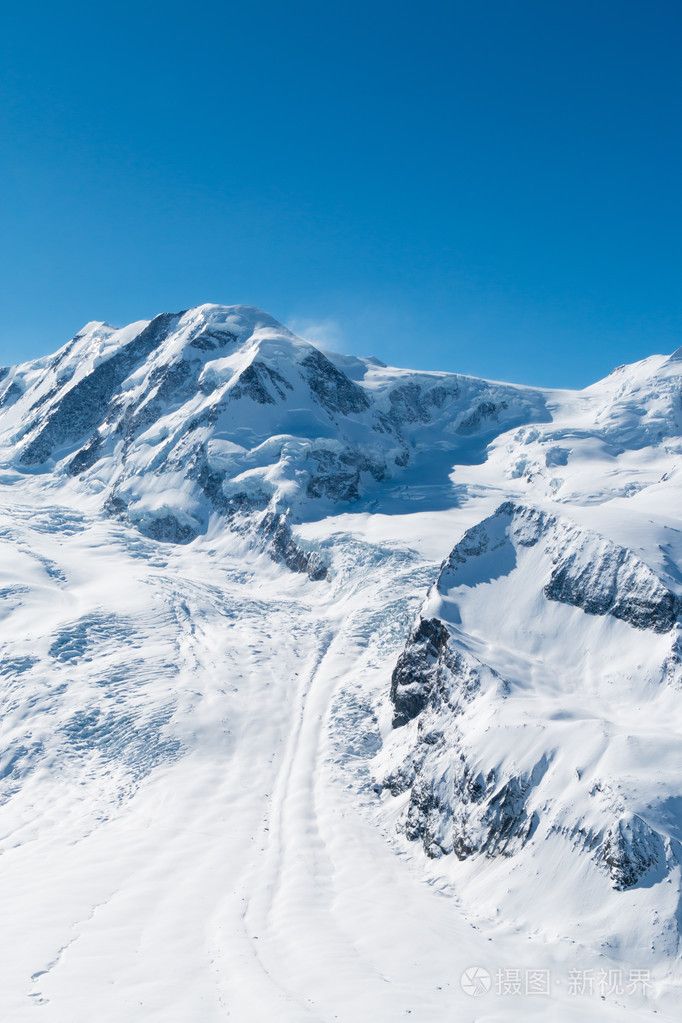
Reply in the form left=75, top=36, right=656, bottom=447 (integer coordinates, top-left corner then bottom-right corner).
left=1, top=303, right=682, bottom=1021
left=0, top=304, right=547, bottom=568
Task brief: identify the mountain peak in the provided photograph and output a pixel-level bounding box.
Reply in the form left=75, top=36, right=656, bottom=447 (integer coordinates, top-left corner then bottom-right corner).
left=174, top=302, right=295, bottom=339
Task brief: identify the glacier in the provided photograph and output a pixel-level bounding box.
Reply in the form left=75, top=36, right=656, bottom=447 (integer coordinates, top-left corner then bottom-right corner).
left=0, top=303, right=681, bottom=1020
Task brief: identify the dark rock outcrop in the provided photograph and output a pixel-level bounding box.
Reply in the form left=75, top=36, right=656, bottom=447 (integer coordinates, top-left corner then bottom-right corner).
left=300, top=350, right=370, bottom=416
left=259, top=511, right=328, bottom=581
left=390, top=617, right=452, bottom=727
left=602, top=814, right=666, bottom=890
left=544, top=546, right=681, bottom=633
left=21, top=312, right=181, bottom=465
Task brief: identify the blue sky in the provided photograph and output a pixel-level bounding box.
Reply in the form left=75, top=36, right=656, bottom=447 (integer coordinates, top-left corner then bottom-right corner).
left=0, top=0, right=680, bottom=386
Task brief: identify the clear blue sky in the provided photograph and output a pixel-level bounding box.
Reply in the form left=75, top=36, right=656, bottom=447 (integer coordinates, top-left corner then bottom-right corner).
left=1, top=0, right=680, bottom=386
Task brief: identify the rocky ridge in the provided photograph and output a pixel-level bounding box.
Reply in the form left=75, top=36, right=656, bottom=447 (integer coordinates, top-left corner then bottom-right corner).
left=384, top=502, right=682, bottom=893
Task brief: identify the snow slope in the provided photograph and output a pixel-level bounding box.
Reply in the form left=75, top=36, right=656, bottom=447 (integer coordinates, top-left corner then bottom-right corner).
left=1, top=304, right=681, bottom=1021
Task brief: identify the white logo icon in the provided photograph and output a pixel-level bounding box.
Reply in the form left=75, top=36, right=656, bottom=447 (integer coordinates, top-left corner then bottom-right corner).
left=461, top=966, right=492, bottom=997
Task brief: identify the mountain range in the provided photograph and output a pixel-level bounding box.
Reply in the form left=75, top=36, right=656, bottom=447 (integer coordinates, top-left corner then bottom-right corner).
left=1, top=304, right=681, bottom=1021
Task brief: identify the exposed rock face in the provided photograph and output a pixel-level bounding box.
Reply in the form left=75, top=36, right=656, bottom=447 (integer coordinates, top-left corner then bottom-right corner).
left=390, top=617, right=452, bottom=727
left=544, top=543, right=680, bottom=633
left=387, top=381, right=454, bottom=426
left=300, top=349, right=370, bottom=416
left=0, top=380, right=22, bottom=409
left=395, top=756, right=545, bottom=861
left=456, top=399, right=508, bottom=435
left=390, top=617, right=486, bottom=728
left=450, top=770, right=541, bottom=858
left=258, top=510, right=328, bottom=581
left=20, top=313, right=181, bottom=465
left=305, top=448, right=387, bottom=503
left=225, top=360, right=286, bottom=405
left=602, top=814, right=667, bottom=890
left=138, top=513, right=199, bottom=545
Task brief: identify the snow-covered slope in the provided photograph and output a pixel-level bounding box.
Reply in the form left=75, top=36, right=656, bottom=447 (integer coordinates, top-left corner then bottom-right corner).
left=1, top=304, right=682, bottom=1021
